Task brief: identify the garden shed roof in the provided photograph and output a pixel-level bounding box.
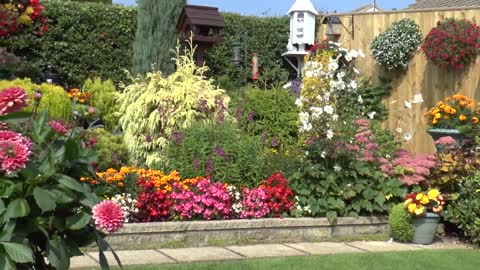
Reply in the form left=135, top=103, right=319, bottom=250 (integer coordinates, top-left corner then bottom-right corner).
left=407, top=0, right=480, bottom=9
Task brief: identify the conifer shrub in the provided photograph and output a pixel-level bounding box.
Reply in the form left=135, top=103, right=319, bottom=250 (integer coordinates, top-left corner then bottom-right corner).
left=82, top=77, right=120, bottom=131
left=388, top=203, right=414, bottom=243
left=118, top=42, right=230, bottom=168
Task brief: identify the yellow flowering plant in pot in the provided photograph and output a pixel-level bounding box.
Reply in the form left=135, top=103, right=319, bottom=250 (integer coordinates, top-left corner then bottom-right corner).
left=404, top=189, right=445, bottom=244
left=424, top=94, right=479, bottom=148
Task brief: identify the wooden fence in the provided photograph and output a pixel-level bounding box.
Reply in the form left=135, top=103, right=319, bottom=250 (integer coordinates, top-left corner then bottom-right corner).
left=317, top=7, right=480, bottom=153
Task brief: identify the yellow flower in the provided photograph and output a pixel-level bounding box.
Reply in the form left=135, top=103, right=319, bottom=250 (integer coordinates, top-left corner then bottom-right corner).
left=404, top=198, right=413, bottom=206
left=416, top=193, right=424, bottom=201
left=420, top=195, right=430, bottom=205
left=385, top=193, right=393, bottom=200
left=19, top=14, right=32, bottom=25
left=434, top=113, right=442, bottom=119
left=459, top=115, right=467, bottom=121
left=427, top=189, right=440, bottom=200
left=25, top=6, right=34, bottom=15
left=408, top=203, right=417, bottom=214
left=415, top=205, right=425, bottom=215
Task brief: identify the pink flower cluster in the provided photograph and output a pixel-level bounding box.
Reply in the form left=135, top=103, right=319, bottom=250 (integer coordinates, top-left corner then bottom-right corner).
left=170, top=178, right=233, bottom=220
left=435, top=136, right=457, bottom=146
left=381, top=149, right=437, bottom=186
left=347, top=119, right=379, bottom=162
left=92, top=200, right=125, bottom=233
left=0, top=131, right=33, bottom=173
left=0, top=87, right=29, bottom=115
left=240, top=187, right=270, bottom=219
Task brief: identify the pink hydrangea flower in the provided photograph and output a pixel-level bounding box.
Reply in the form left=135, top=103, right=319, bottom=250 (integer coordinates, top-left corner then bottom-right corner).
left=0, top=87, right=29, bottom=115
left=92, top=200, right=125, bottom=233
left=0, top=131, right=32, bottom=173
left=48, top=120, right=69, bottom=135
left=435, top=136, right=457, bottom=146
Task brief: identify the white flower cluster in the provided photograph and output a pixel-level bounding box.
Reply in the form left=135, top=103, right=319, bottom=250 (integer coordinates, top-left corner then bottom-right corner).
left=298, top=43, right=365, bottom=139
left=226, top=185, right=242, bottom=214
left=371, top=18, right=423, bottom=71
left=110, top=193, right=138, bottom=223
left=293, top=196, right=312, bottom=217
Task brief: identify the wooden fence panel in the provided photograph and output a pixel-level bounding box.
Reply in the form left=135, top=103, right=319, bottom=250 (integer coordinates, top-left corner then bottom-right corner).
left=317, top=8, right=480, bottom=153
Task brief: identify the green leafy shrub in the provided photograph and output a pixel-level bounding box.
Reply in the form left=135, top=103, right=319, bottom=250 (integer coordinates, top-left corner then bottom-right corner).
left=389, top=203, right=414, bottom=243
left=371, top=18, right=423, bottom=71
left=82, top=77, right=120, bottom=130
left=118, top=42, right=230, bottom=168
left=71, top=0, right=112, bottom=3
left=264, top=146, right=302, bottom=180
left=0, top=78, right=72, bottom=120
left=164, top=121, right=266, bottom=187
left=443, top=173, right=480, bottom=246
left=292, top=120, right=406, bottom=223
left=237, top=87, right=298, bottom=148
left=89, top=129, right=129, bottom=171
left=205, top=13, right=292, bottom=88
left=0, top=0, right=137, bottom=86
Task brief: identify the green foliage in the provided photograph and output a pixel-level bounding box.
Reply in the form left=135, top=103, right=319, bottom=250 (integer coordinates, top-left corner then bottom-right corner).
left=0, top=110, right=118, bottom=269
left=443, top=173, right=480, bottom=246
left=264, top=146, right=302, bottom=181
left=118, top=42, right=230, bottom=168
left=165, top=121, right=266, bottom=187
left=132, top=0, right=185, bottom=75
left=0, top=78, right=72, bottom=121
left=388, top=203, right=414, bottom=243
left=70, top=0, right=112, bottom=3
left=0, top=0, right=137, bottom=86
left=371, top=18, right=423, bottom=71
left=291, top=120, right=406, bottom=224
left=237, top=87, right=299, bottom=148
left=336, top=78, right=392, bottom=121
left=82, top=77, right=120, bottom=130
left=205, top=13, right=292, bottom=89
left=89, top=129, right=129, bottom=171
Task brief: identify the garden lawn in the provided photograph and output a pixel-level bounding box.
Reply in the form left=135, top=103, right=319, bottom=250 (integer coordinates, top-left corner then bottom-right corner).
left=123, top=249, right=480, bottom=270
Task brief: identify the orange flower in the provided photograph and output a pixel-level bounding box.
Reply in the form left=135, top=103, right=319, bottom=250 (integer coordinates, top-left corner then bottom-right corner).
left=459, top=114, right=467, bottom=121
left=117, top=182, right=125, bottom=188
left=472, top=117, right=479, bottom=124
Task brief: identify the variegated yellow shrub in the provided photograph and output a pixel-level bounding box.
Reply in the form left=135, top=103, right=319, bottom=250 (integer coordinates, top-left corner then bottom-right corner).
left=117, top=41, right=231, bottom=168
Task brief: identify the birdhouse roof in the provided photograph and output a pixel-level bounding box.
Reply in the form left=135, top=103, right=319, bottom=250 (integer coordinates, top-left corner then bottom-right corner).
left=287, top=0, right=319, bottom=15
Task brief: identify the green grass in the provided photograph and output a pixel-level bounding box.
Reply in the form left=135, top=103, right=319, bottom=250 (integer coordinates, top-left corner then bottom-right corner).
left=123, top=250, right=480, bottom=270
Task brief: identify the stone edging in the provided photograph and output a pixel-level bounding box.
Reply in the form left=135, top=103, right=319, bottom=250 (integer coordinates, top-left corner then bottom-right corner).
left=105, top=217, right=389, bottom=249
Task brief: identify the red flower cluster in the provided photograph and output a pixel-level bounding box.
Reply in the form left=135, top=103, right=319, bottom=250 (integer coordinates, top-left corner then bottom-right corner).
left=422, top=18, right=480, bottom=70
left=0, top=0, right=48, bottom=37
left=260, top=172, right=295, bottom=217
left=135, top=175, right=171, bottom=222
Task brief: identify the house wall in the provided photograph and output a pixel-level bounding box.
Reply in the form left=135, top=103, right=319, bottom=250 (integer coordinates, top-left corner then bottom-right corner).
left=317, top=7, right=480, bottom=153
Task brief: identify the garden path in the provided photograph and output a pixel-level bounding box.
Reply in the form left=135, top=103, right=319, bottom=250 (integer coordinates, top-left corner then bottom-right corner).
left=70, top=241, right=471, bottom=269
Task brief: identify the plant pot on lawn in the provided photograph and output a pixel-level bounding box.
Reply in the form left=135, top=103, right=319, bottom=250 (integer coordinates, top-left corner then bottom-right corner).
left=412, top=212, right=441, bottom=245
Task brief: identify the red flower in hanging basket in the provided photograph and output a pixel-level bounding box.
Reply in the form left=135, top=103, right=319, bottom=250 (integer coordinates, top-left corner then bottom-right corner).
left=422, top=18, right=480, bottom=70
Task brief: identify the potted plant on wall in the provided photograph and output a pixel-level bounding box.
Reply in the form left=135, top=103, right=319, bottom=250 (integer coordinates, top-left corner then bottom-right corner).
left=424, top=94, right=479, bottom=150
left=404, top=189, right=445, bottom=245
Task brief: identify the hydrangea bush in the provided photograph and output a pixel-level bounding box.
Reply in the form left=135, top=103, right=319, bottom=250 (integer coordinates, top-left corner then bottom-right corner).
left=371, top=19, right=423, bottom=71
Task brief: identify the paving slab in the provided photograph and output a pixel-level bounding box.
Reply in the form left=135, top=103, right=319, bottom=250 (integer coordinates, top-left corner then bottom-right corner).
left=286, top=242, right=365, bottom=255
left=227, top=244, right=306, bottom=258
left=70, top=255, right=99, bottom=269
left=87, top=250, right=174, bottom=266
left=348, top=241, right=421, bottom=252
left=412, top=242, right=472, bottom=250
left=158, top=247, right=242, bottom=262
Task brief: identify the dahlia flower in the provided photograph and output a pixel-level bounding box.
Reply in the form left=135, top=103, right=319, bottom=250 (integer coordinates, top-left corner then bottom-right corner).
left=0, top=131, right=32, bottom=173
left=92, top=200, right=125, bottom=233
left=0, top=87, right=29, bottom=115
left=48, top=120, right=69, bottom=135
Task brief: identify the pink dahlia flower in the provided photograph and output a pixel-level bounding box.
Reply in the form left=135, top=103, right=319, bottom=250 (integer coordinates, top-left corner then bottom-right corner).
left=48, top=120, right=69, bottom=135
left=0, top=130, right=33, bottom=149
left=0, top=87, right=29, bottom=115
left=435, top=136, right=457, bottom=146
left=92, top=200, right=125, bottom=233
left=0, top=140, right=32, bottom=173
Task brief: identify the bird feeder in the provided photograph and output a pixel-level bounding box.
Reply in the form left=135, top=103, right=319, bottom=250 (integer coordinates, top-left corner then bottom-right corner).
left=232, top=41, right=242, bottom=66
left=176, top=5, right=225, bottom=66
left=323, top=15, right=343, bottom=40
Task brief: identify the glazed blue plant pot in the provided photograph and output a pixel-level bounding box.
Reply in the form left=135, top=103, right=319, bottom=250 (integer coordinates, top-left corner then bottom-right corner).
left=427, top=128, right=467, bottom=152
left=412, top=212, right=441, bottom=245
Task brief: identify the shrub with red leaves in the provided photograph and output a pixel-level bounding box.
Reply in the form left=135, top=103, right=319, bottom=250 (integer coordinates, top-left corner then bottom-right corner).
left=422, top=18, right=480, bottom=70
left=260, top=172, right=295, bottom=217
left=135, top=176, right=171, bottom=222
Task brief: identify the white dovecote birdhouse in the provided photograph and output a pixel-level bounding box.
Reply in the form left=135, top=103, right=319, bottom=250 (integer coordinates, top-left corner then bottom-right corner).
left=288, top=0, right=318, bottom=52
